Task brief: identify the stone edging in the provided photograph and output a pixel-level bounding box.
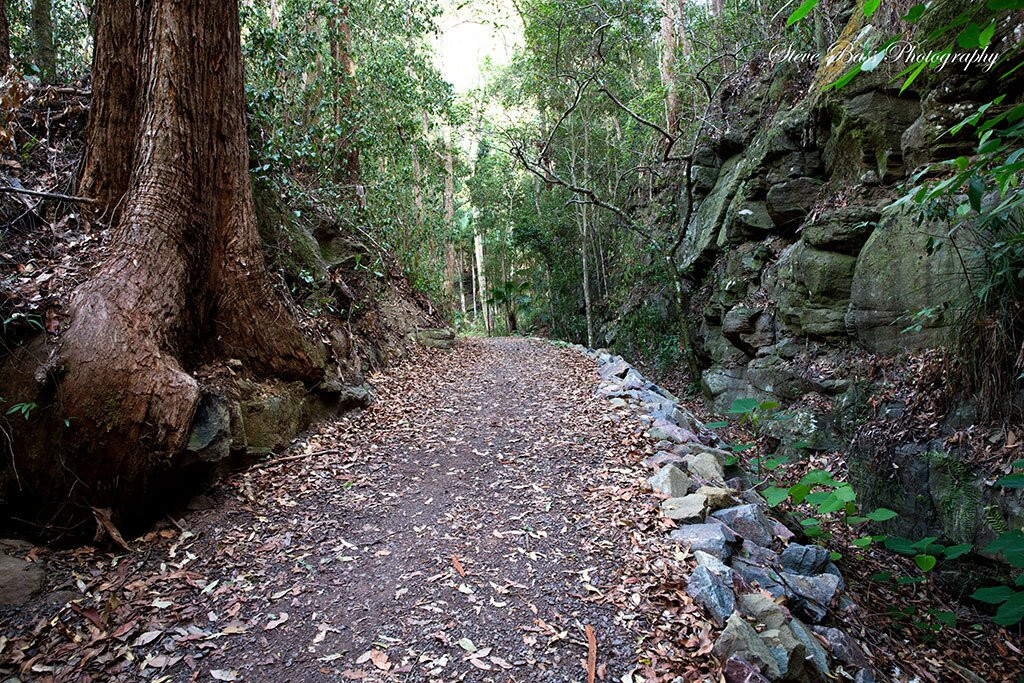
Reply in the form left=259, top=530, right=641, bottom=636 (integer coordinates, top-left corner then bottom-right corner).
left=565, top=343, right=876, bottom=683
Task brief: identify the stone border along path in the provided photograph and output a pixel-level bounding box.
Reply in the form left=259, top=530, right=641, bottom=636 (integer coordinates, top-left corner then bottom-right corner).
left=564, top=342, right=876, bottom=683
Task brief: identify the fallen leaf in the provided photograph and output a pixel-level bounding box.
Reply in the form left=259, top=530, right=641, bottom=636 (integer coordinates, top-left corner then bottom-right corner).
left=265, top=612, right=289, bottom=630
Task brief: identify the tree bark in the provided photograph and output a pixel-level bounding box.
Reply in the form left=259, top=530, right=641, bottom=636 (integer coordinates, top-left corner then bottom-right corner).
left=78, top=0, right=140, bottom=215
left=659, top=0, right=679, bottom=134
left=56, top=0, right=324, bottom=510
left=443, top=128, right=457, bottom=307
left=474, top=229, right=491, bottom=333
left=0, top=0, right=10, bottom=73
left=30, top=0, right=56, bottom=83
left=330, top=5, right=362, bottom=205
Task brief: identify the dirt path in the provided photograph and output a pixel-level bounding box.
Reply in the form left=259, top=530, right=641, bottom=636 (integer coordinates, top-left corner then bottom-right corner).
left=1, top=338, right=719, bottom=682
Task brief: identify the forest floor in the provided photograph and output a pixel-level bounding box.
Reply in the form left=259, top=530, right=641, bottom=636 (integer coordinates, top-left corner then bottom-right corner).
left=0, top=338, right=720, bottom=682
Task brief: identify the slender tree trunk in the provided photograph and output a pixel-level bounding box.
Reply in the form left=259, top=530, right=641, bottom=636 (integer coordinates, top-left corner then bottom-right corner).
left=458, top=247, right=467, bottom=316
left=30, top=0, right=55, bottom=83
left=579, top=202, right=594, bottom=348
left=471, top=239, right=479, bottom=320
left=0, top=0, right=11, bottom=73
left=443, top=128, right=457, bottom=308
left=330, top=5, right=361, bottom=206
left=55, top=0, right=324, bottom=512
left=659, top=0, right=679, bottom=134
left=474, top=229, right=491, bottom=333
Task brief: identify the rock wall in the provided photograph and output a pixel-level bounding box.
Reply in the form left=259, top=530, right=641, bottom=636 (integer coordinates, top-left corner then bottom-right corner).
left=667, top=6, right=1024, bottom=553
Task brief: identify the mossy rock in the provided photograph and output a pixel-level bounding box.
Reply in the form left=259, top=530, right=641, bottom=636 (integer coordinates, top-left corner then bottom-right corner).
left=846, top=205, right=980, bottom=353
left=769, top=241, right=857, bottom=339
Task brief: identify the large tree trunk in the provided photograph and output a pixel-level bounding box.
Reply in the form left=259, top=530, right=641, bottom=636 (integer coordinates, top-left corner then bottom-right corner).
left=53, top=0, right=324, bottom=510
left=77, top=1, right=140, bottom=214
left=30, top=0, right=55, bottom=83
left=0, top=0, right=10, bottom=73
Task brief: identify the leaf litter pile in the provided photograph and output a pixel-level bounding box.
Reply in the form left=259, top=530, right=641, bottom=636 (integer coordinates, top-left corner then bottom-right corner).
left=0, top=338, right=721, bottom=681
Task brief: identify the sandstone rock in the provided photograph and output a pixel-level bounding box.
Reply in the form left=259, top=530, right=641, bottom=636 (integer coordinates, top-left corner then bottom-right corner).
left=847, top=205, right=980, bottom=353
left=737, top=539, right=780, bottom=566
left=802, top=205, right=880, bottom=254
left=723, top=656, right=772, bottom=683
left=0, top=552, right=44, bottom=605
left=647, top=420, right=700, bottom=445
left=684, top=451, right=726, bottom=485
left=682, top=155, right=746, bottom=270
left=812, top=626, right=869, bottom=669
left=661, top=493, right=707, bottom=522
left=723, top=306, right=775, bottom=356
left=686, top=563, right=736, bottom=625
left=784, top=572, right=841, bottom=623
left=770, top=241, right=857, bottom=339
left=696, top=485, right=740, bottom=511
left=414, top=328, right=456, bottom=349
left=648, top=464, right=690, bottom=498
left=732, top=557, right=787, bottom=599
left=790, top=619, right=831, bottom=678
left=714, top=613, right=782, bottom=679
left=598, top=357, right=631, bottom=380
left=185, top=393, right=232, bottom=464
left=670, top=522, right=735, bottom=559
left=712, top=504, right=777, bottom=548
left=766, top=177, right=822, bottom=231
left=643, top=450, right=688, bottom=469
left=780, top=544, right=831, bottom=576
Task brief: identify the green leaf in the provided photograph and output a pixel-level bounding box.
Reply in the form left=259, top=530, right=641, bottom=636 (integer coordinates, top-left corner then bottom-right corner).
left=957, top=22, right=981, bottom=49
left=866, top=507, right=898, bottom=522
left=763, top=486, right=789, bottom=506
left=731, top=443, right=756, bottom=452
left=789, top=483, right=812, bottom=504
left=828, top=63, right=863, bottom=91
left=727, top=398, right=760, bottom=414
left=903, top=4, right=926, bottom=22
left=968, top=175, right=984, bottom=212
left=870, top=572, right=892, bottom=582
left=852, top=536, right=873, bottom=548
left=979, top=21, right=996, bottom=47
left=817, top=495, right=846, bottom=515
left=929, top=609, right=957, bottom=627
left=987, top=0, right=1024, bottom=9
left=900, top=60, right=927, bottom=94
left=800, top=469, right=837, bottom=486
left=971, top=585, right=1014, bottom=604
left=834, top=485, right=857, bottom=503
left=705, top=421, right=729, bottom=429
left=846, top=516, right=869, bottom=525
left=943, top=544, right=972, bottom=559
left=915, top=554, right=937, bottom=572
left=996, top=473, right=1024, bottom=488
left=884, top=536, right=918, bottom=555
left=993, top=591, right=1024, bottom=626
left=863, top=0, right=881, bottom=17
left=787, top=0, right=820, bottom=26
left=800, top=517, right=821, bottom=527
